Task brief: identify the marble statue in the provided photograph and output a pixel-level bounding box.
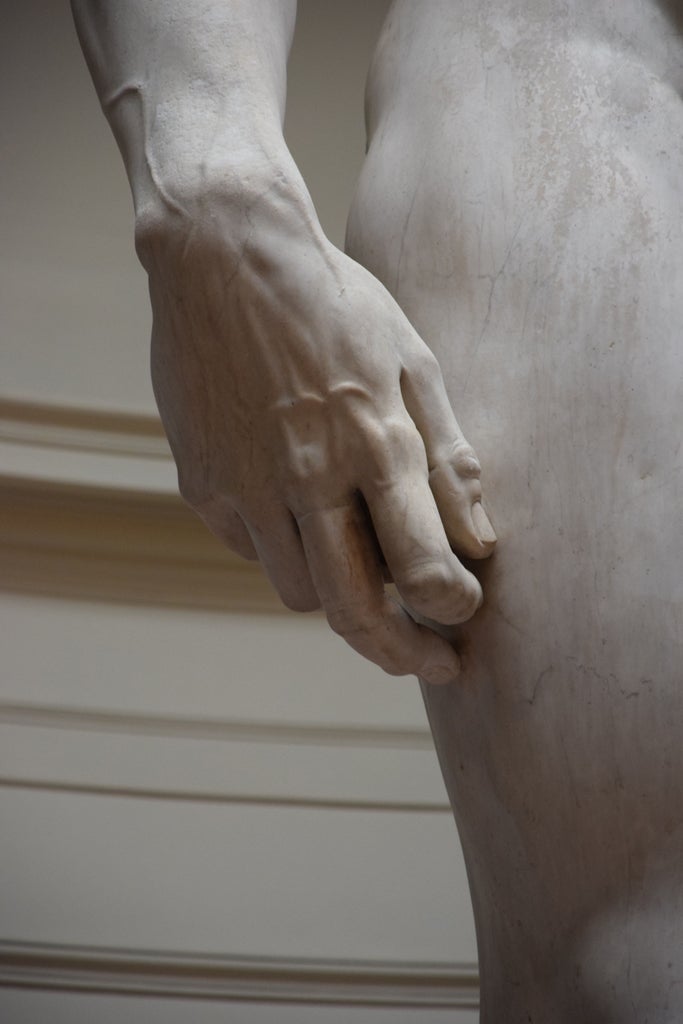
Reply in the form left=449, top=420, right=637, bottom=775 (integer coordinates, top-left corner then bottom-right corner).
left=72, top=1, right=683, bottom=1020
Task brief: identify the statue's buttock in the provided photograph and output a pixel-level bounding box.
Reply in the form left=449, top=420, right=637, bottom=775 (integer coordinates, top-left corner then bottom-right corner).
left=348, top=2, right=683, bottom=1020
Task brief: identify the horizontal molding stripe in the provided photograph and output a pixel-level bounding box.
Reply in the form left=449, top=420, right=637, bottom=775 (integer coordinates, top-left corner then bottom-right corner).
left=0, top=702, right=434, bottom=751
left=0, top=704, right=448, bottom=812
left=0, top=397, right=168, bottom=459
left=0, top=940, right=479, bottom=1008
left=0, top=776, right=450, bottom=814
left=0, top=476, right=283, bottom=612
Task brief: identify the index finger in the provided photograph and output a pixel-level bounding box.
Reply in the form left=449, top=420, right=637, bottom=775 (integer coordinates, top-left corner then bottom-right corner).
left=296, top=501, right=462, bottom=686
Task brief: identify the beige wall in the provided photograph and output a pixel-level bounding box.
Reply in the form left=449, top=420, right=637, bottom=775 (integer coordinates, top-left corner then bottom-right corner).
left=0, top=2, right=479, bottom=1019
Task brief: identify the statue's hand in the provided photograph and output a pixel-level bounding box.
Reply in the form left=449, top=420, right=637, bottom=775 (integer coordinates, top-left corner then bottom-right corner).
left=140, top=175, right=496, bottom=685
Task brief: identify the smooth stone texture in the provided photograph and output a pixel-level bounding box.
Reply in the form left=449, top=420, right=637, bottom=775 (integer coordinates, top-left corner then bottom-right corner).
left=347, top=1, right=683, bottom=1021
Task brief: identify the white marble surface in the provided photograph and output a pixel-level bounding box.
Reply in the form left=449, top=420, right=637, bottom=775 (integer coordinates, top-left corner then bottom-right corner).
left=347, top=2, right=683, bottom=1020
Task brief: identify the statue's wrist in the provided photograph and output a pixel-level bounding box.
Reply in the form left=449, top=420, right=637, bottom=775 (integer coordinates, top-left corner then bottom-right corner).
left=132, top=146, right=323, bottom=272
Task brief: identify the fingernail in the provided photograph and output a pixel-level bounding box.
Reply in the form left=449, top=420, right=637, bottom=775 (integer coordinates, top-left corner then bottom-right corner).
left=472, top=502, right=497, bottom=546
left=423, top=655, right=461, bottom=686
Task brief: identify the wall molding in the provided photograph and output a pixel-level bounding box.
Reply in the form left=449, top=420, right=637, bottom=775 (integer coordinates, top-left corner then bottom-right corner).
left=0, top=701, right=433, bottom=750
left=0, top=397, right=167, bottom=459
left=0, top=702, right=448, bottom=813
left=0, top=401, right=248, bottom=609
left=0, top=397, right=176, bottom=493
left=0, top=475, right=284, bottom=612
left=0, top=776, right=450, bottom=814
left=0, top=941, right=479, bottom=1008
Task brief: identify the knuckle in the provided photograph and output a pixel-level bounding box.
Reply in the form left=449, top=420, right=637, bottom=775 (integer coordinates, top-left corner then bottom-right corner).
left=403, top=341, right=441, bottom=379
left=364, top=416, right=424, bottom=480
left=398, top=560, right=454, bottom=610
left=450, top=443, right=482, bottom=480
left=398, top=560, right=482, bottom=623
left=326, top=602, right=367, bottom=639
left=451, top=576, right=484, bottom=622
left=383, top=416, right=421, bottom=454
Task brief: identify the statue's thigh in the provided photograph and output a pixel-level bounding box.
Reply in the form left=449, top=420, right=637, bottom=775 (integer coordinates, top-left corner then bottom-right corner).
left=349, top=122, right=683, bottom=1013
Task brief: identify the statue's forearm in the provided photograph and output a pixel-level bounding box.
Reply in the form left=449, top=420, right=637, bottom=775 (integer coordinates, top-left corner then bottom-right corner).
left=71, top=0, right=299, bottom=231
